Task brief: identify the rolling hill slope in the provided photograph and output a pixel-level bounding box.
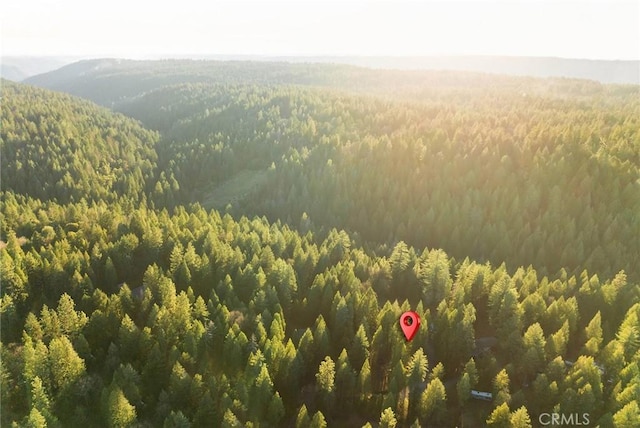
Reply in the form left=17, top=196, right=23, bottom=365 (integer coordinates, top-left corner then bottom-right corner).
left=2, top=65, right=639, bottom=427
left=1, top=80, right=159, bottom=203
left=26, top=58, right=640, bottom=108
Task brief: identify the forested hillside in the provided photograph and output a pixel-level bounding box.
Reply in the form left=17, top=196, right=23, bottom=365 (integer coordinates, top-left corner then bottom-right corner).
left=114, top=81, right=640, bottom=283
left=2, top=63, right=640, bottom=427
left=27, top=58, right=638, bottom=107
left=1, top=83, right=159, bottom=203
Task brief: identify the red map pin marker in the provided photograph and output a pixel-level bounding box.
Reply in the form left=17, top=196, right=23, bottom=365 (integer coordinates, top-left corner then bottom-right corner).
left=400, top=311, right=420, bottom=341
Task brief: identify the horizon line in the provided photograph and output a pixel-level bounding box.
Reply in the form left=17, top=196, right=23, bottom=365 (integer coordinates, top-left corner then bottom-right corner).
left=3, top=53, right=640, bottom=62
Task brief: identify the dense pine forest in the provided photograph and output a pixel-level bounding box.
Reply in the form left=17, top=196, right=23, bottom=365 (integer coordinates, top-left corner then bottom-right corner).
left=2, top=60, right=639, bottom=427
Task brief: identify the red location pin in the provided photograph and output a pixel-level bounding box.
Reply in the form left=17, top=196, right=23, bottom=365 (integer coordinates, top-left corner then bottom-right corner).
left=400, top=311, right=420, bottom=341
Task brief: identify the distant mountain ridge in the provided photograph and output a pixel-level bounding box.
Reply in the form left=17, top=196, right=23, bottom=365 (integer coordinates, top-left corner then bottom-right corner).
left=22, top=55, right=640, bottom=85
left=0, top=56, right=84, bottom=81
left=24, top=57, right=639, bottom=111
left=309, top=55, right=640, bottom=85
left=182, top=54, right=640, bottom=84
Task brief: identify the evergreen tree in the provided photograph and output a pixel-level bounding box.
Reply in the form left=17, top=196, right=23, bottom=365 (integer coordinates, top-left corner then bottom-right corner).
left=310, top=411, right=327, bottom=428
left=583, top=311, right=603, bottom=356
left=419, top=378, right=446, bottom=425
left=509, top=406, right=532, bottom=428
left=379, top=407, right=398, bottom=428
left=316, top=356, right=336, bottom=414
left=613, top=401, right=640, bottom=428
left=493, top=369, right=511, bottom=407
left=296, top=405, right=312, bottom=428
left=104, top=386, right=137, bottom=428
left=2, top=74, right=640, bottom=427
left=48, top=336, right=85, bottom=393
left=486, top=403, right=510, bottom=428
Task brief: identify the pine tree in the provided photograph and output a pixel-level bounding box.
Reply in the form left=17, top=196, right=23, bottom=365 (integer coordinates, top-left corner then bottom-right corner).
left=349, top=324, right=370, bottom=371
left=335, top=349, right=356, bottom=412
left=613, top=401, right=640, bottom=427
left=267, top=392, right=285, bottom=426
left=493, top=369, right=511, bottom=407
left=379, top=407, right=398, bottom=428
left=163, top=410, right=191, bottom=428
left=486, top=403, right=510, bottom=428
left=522, top=323, right=546, bottom=378
left=48, top=336, right=85, bottom=393
left=28, top=377, right=58, bottom=426
left=24, top=408, right=47, bottom=428
left=221, top=409, right=242, bottom=428
left=310, top=411, right=327, bottom=428
left=316, top=356, right=336, bottom=414
left=296, top=404, right=312, bottom=428
left=104, top=386, right=137, bottom=428
left=584, top=311, right=603, bottom=356
left=193, top=391, right=218, bottom=427
left=313, top=316, right=331, bottom=361
left=56, top=293, right=88, bottom=339
left=457, top=372, right=471, bottom=408
left=419, top=378, right=446, bottom=424
left=510, top=406, right=532, bottom=428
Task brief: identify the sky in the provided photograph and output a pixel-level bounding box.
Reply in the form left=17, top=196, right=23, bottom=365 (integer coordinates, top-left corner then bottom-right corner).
left=2, top=0, right=639, bottom=60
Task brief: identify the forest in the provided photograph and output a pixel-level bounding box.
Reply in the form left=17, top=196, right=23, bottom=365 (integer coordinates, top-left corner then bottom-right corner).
left=1, top=60, right=639, bottom=427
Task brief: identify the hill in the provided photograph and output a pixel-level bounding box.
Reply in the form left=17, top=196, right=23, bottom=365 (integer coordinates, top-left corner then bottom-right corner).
left=1, top=56, right=81, bottom=81
left=24, top=55, right=640, bottom=98
left=2, top=64, right=640, bottom=427
left=26, top=58, right=640, bottom=108
left=25, top=59, right=362, bottom=106
left=301, top=55, right=640, bottom=85
left=110, top=78, right=640, bottom=284
left=0, top=80, right=159, bottom=203
left=0, top=64, right=27, bottom=82
left=24, top=60, right=640, bottom=280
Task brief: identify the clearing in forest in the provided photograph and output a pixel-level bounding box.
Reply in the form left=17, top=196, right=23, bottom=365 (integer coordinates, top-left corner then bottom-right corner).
left=201, top=168, right=269, bottom=210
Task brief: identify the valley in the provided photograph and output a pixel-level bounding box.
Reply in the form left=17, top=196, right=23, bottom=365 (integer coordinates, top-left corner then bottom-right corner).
left=1, top=60, right=639, bottom=427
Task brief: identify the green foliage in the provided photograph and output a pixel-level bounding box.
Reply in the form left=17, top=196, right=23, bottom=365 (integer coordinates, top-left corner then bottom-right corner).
left=486, top=402, right=510, bottom=428
left=24, top=408, right=47, bottom=428
left=493, top=369, right=511, bottom=407
left=104, top=386, right=137, bottom=427
left=48, top=336, right=85, bottom=393
left=0, top=82, right=158, bottom=204
left=295, top=404, right=311, bottom=428
left=316, top=356, right=336, bottom=414
left=419, top=378, right=446, bottom=424
left=510, top=406, right=533, bottom=428
left=379, top=407, right=398, bottom=428
left=457, top=373, right=471, bottom=407
left=310, top=410, right=327, bottom=428
left=614, top=401, right=640, bottom=427
left=1, top=63, right=639, bottom=426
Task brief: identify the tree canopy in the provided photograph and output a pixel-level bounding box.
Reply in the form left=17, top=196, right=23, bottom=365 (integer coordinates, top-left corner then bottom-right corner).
left=2, top=61, right=639, bottom=426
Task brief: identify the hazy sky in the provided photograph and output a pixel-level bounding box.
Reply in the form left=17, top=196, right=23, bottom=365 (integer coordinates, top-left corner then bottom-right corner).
left=2, top=0, right=639, bottom=60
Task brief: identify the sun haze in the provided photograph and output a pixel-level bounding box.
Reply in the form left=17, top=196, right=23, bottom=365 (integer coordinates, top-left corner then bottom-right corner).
left=2, top=0, right=639, bottom=60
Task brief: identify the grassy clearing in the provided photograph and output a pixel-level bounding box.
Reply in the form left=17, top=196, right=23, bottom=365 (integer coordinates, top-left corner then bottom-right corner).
left=201, top=168, right=269, bottom=210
